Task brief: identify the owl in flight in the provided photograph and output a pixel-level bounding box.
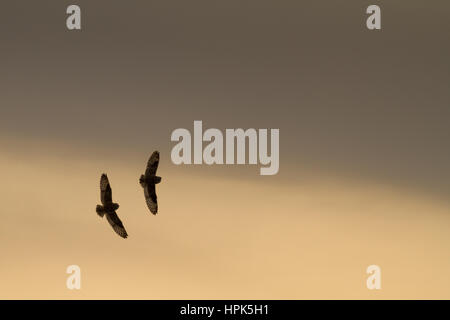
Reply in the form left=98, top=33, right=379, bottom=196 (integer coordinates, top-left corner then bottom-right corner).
left=96, top=174, right=128, bottom=238
left=139, top=151, right=162, bottom=215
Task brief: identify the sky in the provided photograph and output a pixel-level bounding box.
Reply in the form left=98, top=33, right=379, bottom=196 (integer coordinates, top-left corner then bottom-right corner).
left=0, top=1, right=449, bottom=299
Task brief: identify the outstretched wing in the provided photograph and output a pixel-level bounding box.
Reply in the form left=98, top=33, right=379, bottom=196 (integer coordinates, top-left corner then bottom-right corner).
left=106, top=212, right=128, bottom=238
left=100, top=174, right=113, bottom=205
left=144, top=183, right=158, bottom=214
left=145, top=151, right=159, bottom=176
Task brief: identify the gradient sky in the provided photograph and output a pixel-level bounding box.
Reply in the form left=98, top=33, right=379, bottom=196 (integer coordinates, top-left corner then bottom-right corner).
left=0, top=1, right=449, bottom=299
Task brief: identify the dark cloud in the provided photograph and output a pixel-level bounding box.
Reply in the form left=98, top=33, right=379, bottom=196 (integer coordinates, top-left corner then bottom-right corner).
left=0, top=0, right=449, bottom=198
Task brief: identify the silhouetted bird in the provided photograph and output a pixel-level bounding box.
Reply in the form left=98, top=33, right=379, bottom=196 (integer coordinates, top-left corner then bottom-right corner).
left=96, top=174, right=128, bottom=238
left=139, top=151, right=161, bottom=215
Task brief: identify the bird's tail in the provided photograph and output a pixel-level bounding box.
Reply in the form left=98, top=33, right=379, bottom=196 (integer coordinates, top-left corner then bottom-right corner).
left=139, top=174, right=146, bottom=187
left=96, top=205, right=105, bottom=217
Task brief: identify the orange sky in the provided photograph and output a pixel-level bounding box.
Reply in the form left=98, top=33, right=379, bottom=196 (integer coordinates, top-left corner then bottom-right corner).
left=0, top=1, right=449, bottom=299
left=1, top=138, right=449, bottom=299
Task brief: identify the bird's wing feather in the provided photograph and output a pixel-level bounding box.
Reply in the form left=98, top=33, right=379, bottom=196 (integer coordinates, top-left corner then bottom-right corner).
left=145, top=151, right=159, bottom=176
left=100, top=174, right=113, bottom=205
left=106, top=212, right=128, bottom=238
left=144, top=183, right=158, bottom=214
